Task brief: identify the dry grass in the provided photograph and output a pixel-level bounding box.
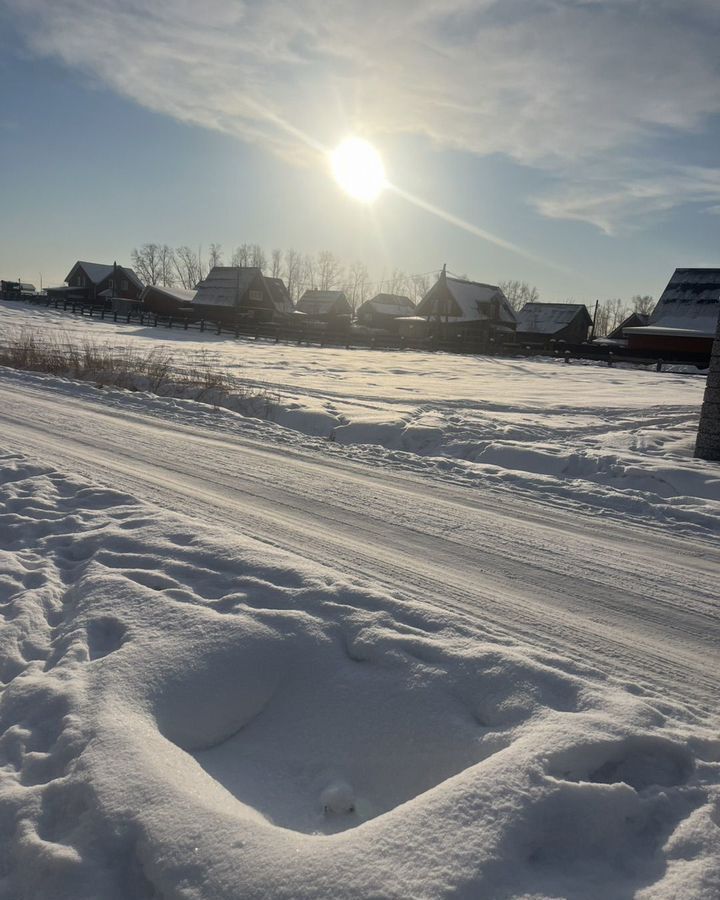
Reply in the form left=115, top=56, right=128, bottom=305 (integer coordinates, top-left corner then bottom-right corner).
left=0, top=330, right=273, bottom=415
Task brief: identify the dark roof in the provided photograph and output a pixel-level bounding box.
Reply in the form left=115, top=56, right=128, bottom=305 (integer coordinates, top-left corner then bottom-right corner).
left=516, top=303, right=592, bottom=334
left=361, top=294, right=416, bottom=316
left=645, top=268, right=720, bottom=334
left=193, top=266, right=263, bottom=308
left=607, top=312, right=650, bottom=340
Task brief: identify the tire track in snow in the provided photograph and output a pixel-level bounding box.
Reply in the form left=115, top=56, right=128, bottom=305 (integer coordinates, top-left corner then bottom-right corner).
left=0, top=386, right=718, bottom=718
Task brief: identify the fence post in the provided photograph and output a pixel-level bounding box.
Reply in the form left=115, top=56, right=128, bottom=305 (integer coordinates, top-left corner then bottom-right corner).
left=216, top=321, right=222, bottom=335
left=100, top=308, right=105, bottom=320
left=168, top=317, right=173, bottom=329
left=235, top=324, right=240, bottom=339
left=126, top=312, right=131, bottom=323
left=184, top=318, right=188, bottom=330
left=564, top=350, right=571, bottom=364
left=656, top=358, right=663, bottom=372
left=200, top=319, right=205, bottom=332
left=113, top=310, right=118, bottom=322
left=608, top=352, right=614, bottom=367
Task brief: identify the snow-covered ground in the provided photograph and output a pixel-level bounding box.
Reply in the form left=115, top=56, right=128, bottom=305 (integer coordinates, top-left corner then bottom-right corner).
left=1, top=300, right=719, bottom=898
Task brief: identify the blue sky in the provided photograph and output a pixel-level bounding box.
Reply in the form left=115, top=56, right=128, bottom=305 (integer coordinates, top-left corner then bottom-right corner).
left=1, top=0, right=720, bottom=301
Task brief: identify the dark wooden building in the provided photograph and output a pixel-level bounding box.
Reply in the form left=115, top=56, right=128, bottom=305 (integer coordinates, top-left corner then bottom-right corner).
left=397, top=272, right=516, bottom=345
left=296, top=290, right=351, bottom=323
left=515, top=303, right=593, bottom=346
left=356, top=294, right=415, bottom=332
left=0, top=281, right=36, bottom=301
left=46, top=261, right=143, bottom=308
left=624, top=269, right=720, bottom=356
left=607, top=312, right=650, bottom=341
left=191, top=267, right=293, bottom=323
left=141, top=284, right=197, bottom=316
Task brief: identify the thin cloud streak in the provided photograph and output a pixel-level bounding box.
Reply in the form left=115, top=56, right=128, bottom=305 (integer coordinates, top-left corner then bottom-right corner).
left=389, top=184, right=569, bottom=273
left=6, top=0, right=720, bottom=231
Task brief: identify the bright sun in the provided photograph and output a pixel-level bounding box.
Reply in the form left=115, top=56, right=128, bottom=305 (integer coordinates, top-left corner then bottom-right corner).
left=330, top=137, right=386, bottom=204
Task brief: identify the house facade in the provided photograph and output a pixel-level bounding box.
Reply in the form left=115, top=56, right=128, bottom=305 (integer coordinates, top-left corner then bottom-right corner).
left=46, top=261, right=143, bottom=307
left=141, top=284, right=197, bottom=316
left=191, top=267, right=293, bottom=323
left=356, top=294, right=415, bottom=332
left=296, top=290, right=351, bottom=323
left=397, top=272, right=517, bottom=346
left=624, top=269, right=720, bottom=356
left=515, top=303, right=593, bottom=346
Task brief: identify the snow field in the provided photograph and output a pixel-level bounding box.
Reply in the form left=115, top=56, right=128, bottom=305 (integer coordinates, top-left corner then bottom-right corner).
left=0, top=452, right=718, bottom=899
left=1, top=300, right=719, bottom=535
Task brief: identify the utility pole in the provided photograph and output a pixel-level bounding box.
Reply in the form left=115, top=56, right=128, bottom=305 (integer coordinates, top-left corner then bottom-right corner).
left=589, top=299, right=599, bottom=341
left=694, top=313, right=720, bottom=460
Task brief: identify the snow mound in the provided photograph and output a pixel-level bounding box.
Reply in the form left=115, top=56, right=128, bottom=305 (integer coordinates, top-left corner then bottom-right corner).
left=0, top=451, right=718, bottom=898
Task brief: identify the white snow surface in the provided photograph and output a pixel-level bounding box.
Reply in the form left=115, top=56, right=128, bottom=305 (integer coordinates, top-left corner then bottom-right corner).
left=1, top=300, right=720, bottom=898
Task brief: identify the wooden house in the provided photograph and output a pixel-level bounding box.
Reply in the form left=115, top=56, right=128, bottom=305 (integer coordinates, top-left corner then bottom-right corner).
left=46, top=261, right=143, bottom=308
left=356, top=294, right=415, bottom=332
left=623, top=269, right=720, bottom=356
left=606, top=312, right=650, bottom=342
left=397, top=272, right=516, bottom=345
left=0, top=280, right=36, bottom=301
left=141, top=284, right=197, bottom=316
left=191, top=267, right=292, bottom=323
left=515, top=303, right=593, bottom=346
left=296, top=290, right=351, bottom=323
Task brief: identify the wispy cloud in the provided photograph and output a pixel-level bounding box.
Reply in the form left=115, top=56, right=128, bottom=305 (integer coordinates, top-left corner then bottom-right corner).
left=7, top=0, right=720, bottom=230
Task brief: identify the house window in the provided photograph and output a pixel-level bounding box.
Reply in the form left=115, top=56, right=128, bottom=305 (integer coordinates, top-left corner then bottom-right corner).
left=249, top=290, right=262, bottom=302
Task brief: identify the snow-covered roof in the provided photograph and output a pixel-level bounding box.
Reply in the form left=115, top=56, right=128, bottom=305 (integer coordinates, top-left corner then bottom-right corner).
left=361, top=294, right=416, bottom=316
left=516, top=303, right=591, bottom=334
left=193, top=267, right=263, bottom=308
left=265, top=277, right=294, bottom=314
left=648, top=268, right=720, bottom=334
left=624, top=325, right=716, bottom=338
left=416, top=276, right=517, bottom=324
left=297, top=290, right=349, bottom=315
left=69, top=261, right=113, bottom=284
left=64, top=261, right=144, bottom=289
left=141, top=284, right=197, bottom=303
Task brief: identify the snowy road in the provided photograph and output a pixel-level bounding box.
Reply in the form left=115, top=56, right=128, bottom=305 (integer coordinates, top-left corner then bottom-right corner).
left=2, top=371, right=718, bottom=717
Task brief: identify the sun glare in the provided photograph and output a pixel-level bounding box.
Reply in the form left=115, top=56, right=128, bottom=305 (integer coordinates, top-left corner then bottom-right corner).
left=331, top=137, right=386, bottom=204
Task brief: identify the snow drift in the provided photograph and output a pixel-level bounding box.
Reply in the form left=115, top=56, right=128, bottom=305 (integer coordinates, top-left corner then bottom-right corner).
left=0, top=452, right=718, bottom=899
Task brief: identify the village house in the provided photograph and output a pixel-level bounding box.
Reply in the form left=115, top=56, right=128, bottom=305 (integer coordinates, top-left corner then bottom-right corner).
left=191, top=266, right=293, bottom=323
left=515, top=302, right=593, bottom=346
left=356, top=294, right=416, bottom=333
left=396, top=270, right=517, bottom=346
left=46, top=261, right=144, bottom=310
left=606, top=312, right=650, bottom=342
left=141, top=284, right=197, bottom=316
left=0, top=280, right=36, bottom=301
left=296, top=289, right=352, bottom=324
left=623, top=268, right=720, bottom=356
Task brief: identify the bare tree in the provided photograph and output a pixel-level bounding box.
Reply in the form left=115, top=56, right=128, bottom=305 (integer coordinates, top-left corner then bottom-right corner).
left=270, top=249, right=283, bottom=279
left=174, top=246, right=201, bottom=289
left=284, top=249, right=302, bottom=300
left=317, top=250, right=344, bottom=291
left=385, top=268, right=409, bottom=297
left=594, top=298, right=629, bottom=336
left=498, top=279, right=540, bottom=312
left=131, top=243, right=162, bottom=286
left=158, top=245, right=176, bottom=287
left=250, top=244, right=267, bottom=272
left=409, top=273, right=431, bottom=304
left=345, top=261, right=370, bottom=314
left=302, top=254, right=318, bottom=292
left=208, top=243, right=223, bottom=270
left=631, top=294, right=655, bottom=315
left=232, top=244, right=251, bottom=267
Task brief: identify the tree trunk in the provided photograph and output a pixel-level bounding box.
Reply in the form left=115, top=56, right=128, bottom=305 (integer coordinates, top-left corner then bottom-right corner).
left=694, top=314, right=720, bottom=460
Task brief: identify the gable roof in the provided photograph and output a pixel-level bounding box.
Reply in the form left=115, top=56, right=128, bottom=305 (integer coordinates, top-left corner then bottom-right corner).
left=416, top=276, right=517, bottom=324
left=192, top=266, right=263, bottom=308
left=645, top=268, right=720, bottom=336
left=516, top=303, right=592, bottom=334
left=265, top=277, right=294, bottom=314
left=607, top=312, right=650, bottom=340
left=297, top=290, right=349, bottom=315
left=65, top=261, right=144, bottom=290
left=141, top=284, right=197, bottom=303
left=362, top=294, right=416, bottom=316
